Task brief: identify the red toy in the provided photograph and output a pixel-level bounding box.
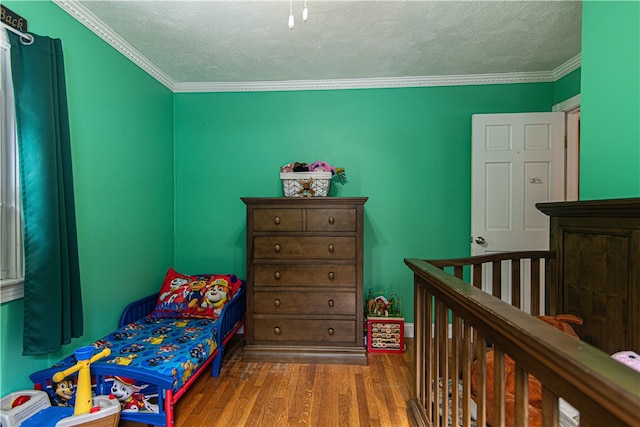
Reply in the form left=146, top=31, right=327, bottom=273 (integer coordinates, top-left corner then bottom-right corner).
left=11, top=395, right=31, bottom=408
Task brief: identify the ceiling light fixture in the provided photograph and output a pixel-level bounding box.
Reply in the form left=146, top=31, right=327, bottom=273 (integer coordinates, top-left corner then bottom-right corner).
left=288, top=0, right=294, bottom=29
left=288, top=0, right=308, bottom=30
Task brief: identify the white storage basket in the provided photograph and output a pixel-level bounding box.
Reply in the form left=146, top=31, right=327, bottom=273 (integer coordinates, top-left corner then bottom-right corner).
left=280, top=172, right=332, bottom=197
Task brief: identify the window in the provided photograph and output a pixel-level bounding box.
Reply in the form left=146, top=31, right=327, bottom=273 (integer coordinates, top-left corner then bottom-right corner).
left=0, top=32, right=24, bottom=303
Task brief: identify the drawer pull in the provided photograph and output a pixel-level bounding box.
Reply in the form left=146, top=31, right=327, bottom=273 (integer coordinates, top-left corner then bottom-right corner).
left=274, top=216, right=281, bottom=225
left=328, top=216, right=335, bottom=225
left=274, top=244, right=281, bottom=253
left=328, top=328, right=335, bottom=336
left=274, top=299, right=281, bottom=307
left=274, top=327, right=281, bottom=335
left=328, top=271, right=335, bottom=280
left=274, top=271, right=281, bottom=280
left=328, top=244, right=335, bottom=253
left=328, top=299, right=335, bottom=307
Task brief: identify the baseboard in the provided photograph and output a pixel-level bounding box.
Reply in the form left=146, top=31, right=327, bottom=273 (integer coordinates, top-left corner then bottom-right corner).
left=405, top=322, right=414, bottom=338
left=405, top=323, right=455, bottom=339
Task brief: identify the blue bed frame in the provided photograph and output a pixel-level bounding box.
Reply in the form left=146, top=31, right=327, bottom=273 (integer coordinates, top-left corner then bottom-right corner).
left=31, top=285, right=246, bottom=427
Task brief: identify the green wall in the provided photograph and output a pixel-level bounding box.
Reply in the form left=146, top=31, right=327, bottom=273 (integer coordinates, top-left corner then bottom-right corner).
left=1, top=0, right=597, bottom=398
left=554, top=68, right=581, bottom=104
left=580, top=1, right=640, bottom=199
left=173, top=83, right=556, bottom=327
left=0, top=1, right=175, bottom=394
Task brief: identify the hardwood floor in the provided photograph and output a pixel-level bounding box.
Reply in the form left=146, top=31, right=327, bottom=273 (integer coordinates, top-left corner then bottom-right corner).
left=120, top=337, right=416, bottom=427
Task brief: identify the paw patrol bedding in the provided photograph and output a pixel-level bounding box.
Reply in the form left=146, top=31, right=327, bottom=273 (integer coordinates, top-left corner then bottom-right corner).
left=33, top=316, right=218, bottom=413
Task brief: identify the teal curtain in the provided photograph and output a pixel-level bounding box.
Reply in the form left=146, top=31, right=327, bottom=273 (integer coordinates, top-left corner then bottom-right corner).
left=8, top=32, right=83, bottom=355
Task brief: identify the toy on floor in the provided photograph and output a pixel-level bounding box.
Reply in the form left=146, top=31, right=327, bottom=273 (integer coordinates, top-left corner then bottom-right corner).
left=18, top=346, right=120, bottom=427
left=366, top=290, right=401, bottom=317
left=471, top=314, right=583, bottom=427
left=611, top=351, right=640, bottom=372
left=0, top=390, right=50, bottom=427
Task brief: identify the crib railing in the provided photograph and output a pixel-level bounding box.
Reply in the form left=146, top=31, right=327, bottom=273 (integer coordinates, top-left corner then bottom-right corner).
left=426, top=250, right=557, bottom=316
left=405, top=255, right=640, bottom=427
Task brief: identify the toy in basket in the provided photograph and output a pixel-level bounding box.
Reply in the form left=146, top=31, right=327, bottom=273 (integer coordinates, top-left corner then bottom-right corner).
left=280, top=161, right=346, bottom=197
left=366, top=290, right=401, bottom=318
left=2, top=346, right=121, bottom=427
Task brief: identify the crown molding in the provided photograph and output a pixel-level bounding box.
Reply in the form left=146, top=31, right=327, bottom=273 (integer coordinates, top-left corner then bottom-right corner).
left=173, top=71, right=558, bottom=93
left=53, top=0, right=177, bottom=91
left=55, top=0, right=581, bottom=94
left=553, top=53, right=581, bottom=80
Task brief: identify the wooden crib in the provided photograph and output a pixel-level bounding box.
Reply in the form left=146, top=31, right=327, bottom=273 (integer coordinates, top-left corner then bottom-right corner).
left=404, top=198, right=640, bottom=427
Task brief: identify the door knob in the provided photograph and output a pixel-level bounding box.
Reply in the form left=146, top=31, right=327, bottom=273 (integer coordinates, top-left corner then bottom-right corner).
left=475, top=236, right=486, bottom=245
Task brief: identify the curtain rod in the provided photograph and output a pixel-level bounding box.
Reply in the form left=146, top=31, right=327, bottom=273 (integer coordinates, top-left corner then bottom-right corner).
left=1, top=22, right=34, bottom=45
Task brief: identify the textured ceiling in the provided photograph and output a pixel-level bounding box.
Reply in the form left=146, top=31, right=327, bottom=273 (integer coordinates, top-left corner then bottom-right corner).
left=61, top=0, right=582, bottom=90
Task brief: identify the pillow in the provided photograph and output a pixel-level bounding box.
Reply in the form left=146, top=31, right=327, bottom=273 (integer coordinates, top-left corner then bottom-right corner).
left=151, top=268, right=243, bottom=320
left=181, top=274, right=241, bottom=320
left=151, top=268, right=193, bottom=318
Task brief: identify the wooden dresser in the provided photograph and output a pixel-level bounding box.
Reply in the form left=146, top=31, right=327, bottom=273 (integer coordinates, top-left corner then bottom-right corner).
left=241, top=197, right=368, bottom=364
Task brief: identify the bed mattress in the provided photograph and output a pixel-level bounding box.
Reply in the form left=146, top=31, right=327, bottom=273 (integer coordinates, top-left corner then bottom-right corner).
left=51, top=316, right=218, bottom=393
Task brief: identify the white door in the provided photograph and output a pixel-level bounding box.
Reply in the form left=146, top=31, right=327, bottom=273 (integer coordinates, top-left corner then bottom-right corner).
left=471, top=112, right=565, bottom=255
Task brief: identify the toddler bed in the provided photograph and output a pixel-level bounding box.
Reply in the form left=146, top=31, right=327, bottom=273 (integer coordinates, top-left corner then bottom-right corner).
left=30, top=268, right=246, bottom=427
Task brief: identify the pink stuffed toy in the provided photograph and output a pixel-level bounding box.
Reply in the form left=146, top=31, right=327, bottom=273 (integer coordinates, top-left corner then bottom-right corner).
left=611, top=351, right=640, bottom=372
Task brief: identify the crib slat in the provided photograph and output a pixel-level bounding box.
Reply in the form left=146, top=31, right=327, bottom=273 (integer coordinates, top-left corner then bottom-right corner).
left=438, top=300, right=449, bottom=426
left=427, top=288, right=434, bottom=421
left=493, top=347, right=506, bottom=427
left=541, top=385, right=559, bottom=427
left=473, top=264, right=482, bottom=288
left=454, top=265, right=463, bottom=279
left=514, top=362, right=528, bottom=427
left=451, top=314, right=461, bottom=427
left=511, top=259, right=522, bottom=309
left=492, top=261, right=502, bottom=298
left=474, top=329, right=486, bottom=427
left=414, top=279, right=425, bottom=411
left=531, top=258, right=541, bottom=315
left=462, top=322, right=472, bottom=427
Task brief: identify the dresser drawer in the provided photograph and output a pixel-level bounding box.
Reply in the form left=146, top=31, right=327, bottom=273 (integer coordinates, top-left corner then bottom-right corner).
left=307, top=208, right=356, bottom=232
left=254, top=236, right=356, bottom=259
left=254, top=291, right=356, bottom=315
left=254, top=264, right=356, bottom=287
left=253, top=318, right=356, bottom=343
left=253, top=209, right=303, bottom=231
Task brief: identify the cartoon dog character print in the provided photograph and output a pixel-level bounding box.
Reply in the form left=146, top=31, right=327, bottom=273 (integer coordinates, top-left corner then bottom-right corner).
left=144, top=334, right=168, bottom=345
left=51, top=379, right=74, bottom=406
left=200, top=279, right=229, bottom=315
left=187, top=277, right=209, bottom=309
left=108, top=354, right=138, bottom=366
left=159, top=277, right=189, bottom=302
left=111, top=376, right=159, bottom=413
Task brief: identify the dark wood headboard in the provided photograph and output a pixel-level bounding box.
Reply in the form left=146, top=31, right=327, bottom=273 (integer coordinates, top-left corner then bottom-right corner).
left=537, top=198, right=640, bottom=354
